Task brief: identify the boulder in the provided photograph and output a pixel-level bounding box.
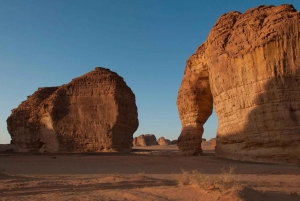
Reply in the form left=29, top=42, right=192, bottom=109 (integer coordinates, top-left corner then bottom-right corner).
left=132, top=134, right=157, bottom=146
left=169, top=140, right=178, bottom=145
left=177, top=4, right=300, bottom=163
left=157, top=137, right=171, bottom=145
left=7, top=67, right=138, bottom=153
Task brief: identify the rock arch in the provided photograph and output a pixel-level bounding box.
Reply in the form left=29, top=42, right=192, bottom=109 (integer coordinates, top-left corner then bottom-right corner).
left=177, top=4, right=300, bottom=163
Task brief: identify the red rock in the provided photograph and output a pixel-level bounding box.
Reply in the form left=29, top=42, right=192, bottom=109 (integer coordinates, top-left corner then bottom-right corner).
left=7, top=67, right=138, bottom=153
left=177, top=4, right=300, bottom=163
left=132, top=134, right=157, bottom=146
left=157, top=137, right=171, bottom=145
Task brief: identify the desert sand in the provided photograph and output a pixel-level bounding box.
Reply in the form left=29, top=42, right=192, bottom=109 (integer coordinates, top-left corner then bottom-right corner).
left=0, top=141, right=299, bottom=201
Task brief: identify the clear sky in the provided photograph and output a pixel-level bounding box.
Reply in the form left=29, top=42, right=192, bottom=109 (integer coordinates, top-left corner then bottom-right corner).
left=1, top=0, right=299, bottom=144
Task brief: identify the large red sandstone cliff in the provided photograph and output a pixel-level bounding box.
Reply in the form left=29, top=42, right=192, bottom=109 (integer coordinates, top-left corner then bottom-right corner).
left=177, top=4, right=300, bottom=163
left=7, top=67, right=138, bottom=153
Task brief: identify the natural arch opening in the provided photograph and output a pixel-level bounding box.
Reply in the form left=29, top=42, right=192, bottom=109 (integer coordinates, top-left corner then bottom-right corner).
left=176, top=54, right=213, bottom=155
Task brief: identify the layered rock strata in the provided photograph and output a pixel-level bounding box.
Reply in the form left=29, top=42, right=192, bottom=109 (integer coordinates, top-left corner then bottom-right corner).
left=132, top=134, right=157, bottom=146
left=177, top=38, right=213, bottom=156
left=7, top=67, right=138, bottom=153
left=177, top=4, right=300, bottom=163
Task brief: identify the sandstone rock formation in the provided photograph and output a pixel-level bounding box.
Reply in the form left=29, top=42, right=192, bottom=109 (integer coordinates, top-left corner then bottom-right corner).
left=132, top=134, right=157, bottom=146
left=7, top=67, right=138, bottom=153
left=209, top=138, right=216, bottom=148
left=157, top=137, right=170, bottom=145
left=177, top=4, right=300, bottom=163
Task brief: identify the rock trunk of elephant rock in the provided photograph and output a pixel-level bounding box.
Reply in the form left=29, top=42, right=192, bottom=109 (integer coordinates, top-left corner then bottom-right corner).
left=177, top=44, right=214, bottom=155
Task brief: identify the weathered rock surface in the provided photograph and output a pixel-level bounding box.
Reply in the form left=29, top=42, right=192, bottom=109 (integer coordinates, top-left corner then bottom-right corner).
left=157, top=137, right=171, bottom=145
left=7, top=67, right=138, bottom=153
left=177, top=4, right=300, bottom=163
left=177, top=33, right=213, bottom=156
left=209, top=138, right=216, bottom=148
left=132, top=134, right=157, bottom=146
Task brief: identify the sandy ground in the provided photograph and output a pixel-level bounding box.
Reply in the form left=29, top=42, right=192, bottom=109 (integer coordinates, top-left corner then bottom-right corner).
left=0, top=142, right=299, bottom=201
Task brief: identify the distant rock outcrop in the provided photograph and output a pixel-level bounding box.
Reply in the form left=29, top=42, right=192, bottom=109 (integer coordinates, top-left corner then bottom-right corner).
left=7, top=67, right=139, bottom=153
left=177, top=4, right=300, bottom=163
left=157, top=137, right=170, bottom=145
left=209, top=138, right=216, bottom=148
left=170, top=140, right=178, bottom=145
left=132, top=134, right=157, bottom=146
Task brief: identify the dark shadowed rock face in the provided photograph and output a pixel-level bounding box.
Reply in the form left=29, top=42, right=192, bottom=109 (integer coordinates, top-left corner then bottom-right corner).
left=132, top=134, right=157, bottom=146
left=177, top=4, right=300, bottom=163
left=7, top=87, right=59, bottom=152
left=7, top=67, right=138, bottom=153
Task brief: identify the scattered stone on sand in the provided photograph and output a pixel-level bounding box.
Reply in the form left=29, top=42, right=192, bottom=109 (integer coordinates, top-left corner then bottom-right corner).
left=177, top=4, right=300, bottom=163
left=7, top=67, right=138, bottom=153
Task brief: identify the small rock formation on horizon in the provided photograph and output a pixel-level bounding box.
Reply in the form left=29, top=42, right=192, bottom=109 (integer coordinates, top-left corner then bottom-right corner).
left=132, top=134, right=157, bottom=146
left=177, top=4, right=300, bottom=163
left=7, top=67, right=139, bottom=153
left=157, top=137, right=171, bottom=145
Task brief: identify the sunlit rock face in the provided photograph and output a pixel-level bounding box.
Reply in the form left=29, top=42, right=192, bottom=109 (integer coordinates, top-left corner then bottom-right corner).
left=7, top=67, right=138, bottom=153
left=132, top=134, right=157, bottom=146
left=177, top=4, right=300, bottom=163
left=157, top=137, right=170, bottom=145
left=177, top=43, right=213, bottom=155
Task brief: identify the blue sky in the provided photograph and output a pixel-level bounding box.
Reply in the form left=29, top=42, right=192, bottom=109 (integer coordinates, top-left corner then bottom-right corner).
left=1, top=0, right=299, bottom=144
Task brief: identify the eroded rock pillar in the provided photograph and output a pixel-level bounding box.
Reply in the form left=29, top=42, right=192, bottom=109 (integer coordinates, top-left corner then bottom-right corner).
left=177, top=45, right=213, bottom=155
